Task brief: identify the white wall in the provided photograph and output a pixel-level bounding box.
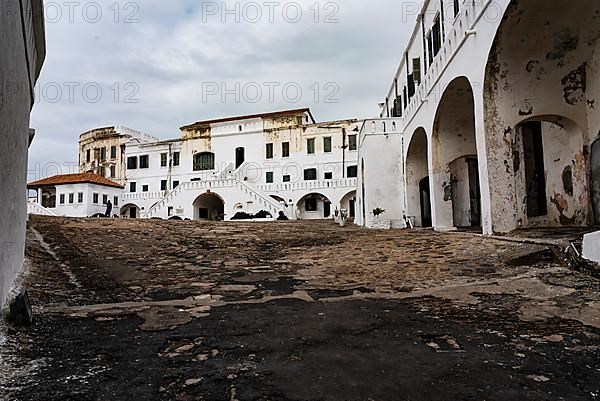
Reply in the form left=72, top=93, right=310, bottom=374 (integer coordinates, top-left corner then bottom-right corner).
left=0, top=0, right=45, bottom=306
left=356, top=120, right=405, bottom=228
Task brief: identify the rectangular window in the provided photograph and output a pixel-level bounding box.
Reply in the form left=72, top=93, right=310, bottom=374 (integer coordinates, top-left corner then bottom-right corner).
left=266, top=143, right=274, bottom=159
left=142, top=185, right=149, bottom=192
left=139, top=155, right=149, bottom=169
left=348, top=134, right=358, bottom=151
left=129, top=182, right=136, bottom=193
left=193, top=152, right=215, bottom=171
left=114, top=196, right=119, bottom=207
left=427, top=31, right=434, bottom=66
left=127, top=156, right=138, bottom=170
left=110, top=146, right=117, bottom=159
left=100, top=148, right=107, bottom=161
left=86, top=149, right=91, bottom=163
left=304, top=168, right=317, bottom=181
left=432, top=16, right=442, bottom=56
left=69, top=193, right=75, bottom=204
left=173, top=181, right=180, bottom=189
left=59, top=194, right=65, bottom=205
left=173, top=152, right=180, bottom=166
left=323, top=137, right=332, bottom=153
left=283, top=175, right=291, bottom=183
left=347, top=165, right=358, bottom=178
left=307, top=138, right=316, bottom=155
left=102, top=194, right=108, bottom=205
left=161, top=180, right=167, bottom=191
left=93, top=193, right=99, bottom=204
left=161, top=153, right=168, bottom=167
left=110, top=165, right=116, bottom=178
left=282, top=142, right=290, bottom=158
left=324, top=172, right=333, bottom=180
left=266, top=172, right=274, bottom=183
left=99, top=166, right=106, bottom=177
left=78, top=193, right=84, bottom=203
left=168, top=206, right=174, bottom=217
left=413, top=58, right=422, bottom=84
left=453, top=0, right=460, bottom=17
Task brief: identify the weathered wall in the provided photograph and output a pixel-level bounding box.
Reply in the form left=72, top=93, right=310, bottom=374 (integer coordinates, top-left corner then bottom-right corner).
left=483, top=0, right=600, bottom=232
left=0, top=0, right=45, bottom=306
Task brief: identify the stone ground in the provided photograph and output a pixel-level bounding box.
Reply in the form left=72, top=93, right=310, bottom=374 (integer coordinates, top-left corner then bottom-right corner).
left=1, top=215, right=600, bottom=401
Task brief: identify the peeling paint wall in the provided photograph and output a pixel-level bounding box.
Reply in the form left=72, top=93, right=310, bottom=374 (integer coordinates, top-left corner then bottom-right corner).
left=483, top=0, right=600, bottom=232
left=513, top=120, right=588, bottom=227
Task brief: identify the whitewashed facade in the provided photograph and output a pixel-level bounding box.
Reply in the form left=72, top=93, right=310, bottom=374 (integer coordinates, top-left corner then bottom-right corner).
left=28, top=178, right=123, bottom=218
left=75, top=109, right=359, bottom=221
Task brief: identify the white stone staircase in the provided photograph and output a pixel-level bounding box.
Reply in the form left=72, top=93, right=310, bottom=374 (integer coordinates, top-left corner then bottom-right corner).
left=143, top=175, right=283, bottom=219
left=27, top=202, right=58, bottom=216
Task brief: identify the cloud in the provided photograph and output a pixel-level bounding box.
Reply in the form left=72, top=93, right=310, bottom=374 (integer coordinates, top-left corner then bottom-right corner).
left=29, top=0, right=416, bottom=176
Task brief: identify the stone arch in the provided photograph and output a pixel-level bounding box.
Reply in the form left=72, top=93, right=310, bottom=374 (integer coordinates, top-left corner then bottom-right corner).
left=483, top=0, right=600, bottom=232
left=431, top=76, right=481, bottom=230
left=339, top=190, right=357, bottom=219
left=405, top=127, right=431, bottom=227
left=121, top=203, right=141, bottom=219
left=192, top=192, right=225, bottom=221
left=296, top=193, right=332, bottom=220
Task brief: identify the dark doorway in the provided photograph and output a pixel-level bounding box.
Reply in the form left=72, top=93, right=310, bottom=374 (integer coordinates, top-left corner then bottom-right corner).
left=592, top=138, right=600, bottom=224
left=419, top=177, right=432, bottom=227
left=522, top=122, right=547, bottom=218
left=129, top=207, right=137, bottom=219
left=349, top=199, right=356, bottom=218
left=236, top=147, right=245, bottom=169
left=467, top=158, right=481, bottom=226
left=199, top=208, right=209, bottom=219
left=324, top=201, right=331, bottom=218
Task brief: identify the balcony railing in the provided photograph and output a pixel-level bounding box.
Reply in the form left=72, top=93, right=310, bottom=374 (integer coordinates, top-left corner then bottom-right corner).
left=256, top=178, right=357, bottom=193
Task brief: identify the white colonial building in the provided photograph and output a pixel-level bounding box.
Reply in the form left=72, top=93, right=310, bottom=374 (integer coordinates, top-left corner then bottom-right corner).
left=357, top=0, right=600, bottom=235
left=28, top=173, right=123, bottom=218
left=27, top=109, right=359, bottom=222
left=118, top=109, right=359, bottom=221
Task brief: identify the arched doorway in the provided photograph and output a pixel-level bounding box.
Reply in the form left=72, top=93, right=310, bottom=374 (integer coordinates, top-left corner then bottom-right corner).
left=121, top=203, right=141, bottom=219
left=432, top=76, right=481, bottom=230
left=483, top=0, right=599, bottom=232
left=193, top=192, right=225, bottom=221
left=419, top=177, right=432, bottom=228
left=513, top=117, right=588, bottom=227
left=340, top=190, right=357, bottom=219
left=297, top=193, right=332, bottom=220
left=406, top=128, right=431, bottom=227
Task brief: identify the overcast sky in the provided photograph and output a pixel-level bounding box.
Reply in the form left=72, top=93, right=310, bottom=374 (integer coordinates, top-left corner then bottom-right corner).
left=29, top=0, right=415, bottom=179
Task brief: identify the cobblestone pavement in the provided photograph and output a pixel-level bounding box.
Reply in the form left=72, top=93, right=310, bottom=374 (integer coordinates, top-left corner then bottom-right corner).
left=1, top=216, right=600, bottom=401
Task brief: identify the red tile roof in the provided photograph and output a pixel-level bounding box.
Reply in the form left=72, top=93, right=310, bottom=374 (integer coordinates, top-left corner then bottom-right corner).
left=28, top=173, right=124, bottom=189
left=180, top=108, right=314, bottom=131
